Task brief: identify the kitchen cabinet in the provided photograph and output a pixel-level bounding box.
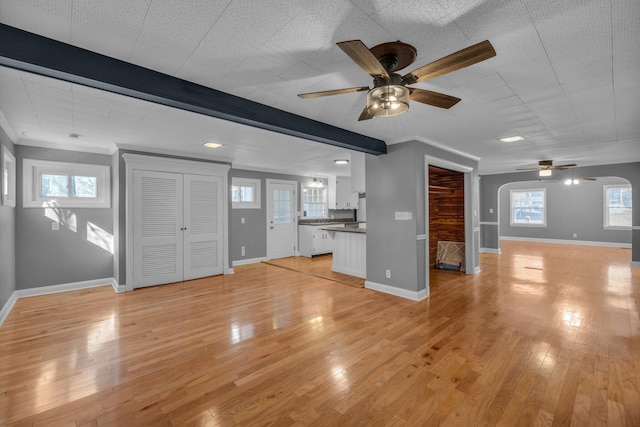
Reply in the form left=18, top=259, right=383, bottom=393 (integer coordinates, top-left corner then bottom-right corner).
left=333, top=176, right=359, bottom=210
left=298, top=224, right=344, bottom=257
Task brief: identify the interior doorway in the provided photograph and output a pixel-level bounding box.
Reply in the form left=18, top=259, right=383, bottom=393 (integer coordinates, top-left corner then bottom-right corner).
left=428, top=166, right=466, bottom=271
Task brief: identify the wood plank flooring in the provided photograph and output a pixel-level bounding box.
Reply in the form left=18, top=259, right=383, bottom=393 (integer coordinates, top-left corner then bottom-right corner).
left=1, top=241, right=639, bottom=426
left=262, top=254, right=365, bottom=288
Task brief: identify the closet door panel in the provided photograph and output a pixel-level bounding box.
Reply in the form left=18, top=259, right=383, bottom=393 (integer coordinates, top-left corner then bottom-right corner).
left=183, top=174, right=224, bottom=280
left=133, top=170, right=184, bottom=288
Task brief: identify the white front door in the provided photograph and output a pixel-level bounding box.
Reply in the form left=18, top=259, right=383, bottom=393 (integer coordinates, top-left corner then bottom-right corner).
left=267, top=180, right=297, bottom=259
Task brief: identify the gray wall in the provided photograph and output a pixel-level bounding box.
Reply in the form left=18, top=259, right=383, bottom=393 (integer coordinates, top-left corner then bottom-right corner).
left=15, top=146, right=114, bottom=289
left=229, top=169, right=354, bottom=263
left=0, top=129, right=16, bottom=311
left=366, top=140, right=479, bottom=293
left=499, top=178, right=631, bottom=244
left=480, top=162, right=640, bottom=264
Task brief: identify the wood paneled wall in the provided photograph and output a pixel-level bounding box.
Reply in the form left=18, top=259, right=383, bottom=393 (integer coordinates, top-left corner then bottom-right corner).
left=428, top=166, right=465, bottom=269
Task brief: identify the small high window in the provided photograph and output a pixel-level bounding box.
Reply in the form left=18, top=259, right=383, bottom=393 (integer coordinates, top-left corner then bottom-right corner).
left=23, top=159, right=110, bottom=208
left=604, top=185, right=632, bottom=229
left=1, top=145, right=16, bottom=208
left=510, top=189, right=546, bottom=227
left=231, top=178, right=261, bottom=209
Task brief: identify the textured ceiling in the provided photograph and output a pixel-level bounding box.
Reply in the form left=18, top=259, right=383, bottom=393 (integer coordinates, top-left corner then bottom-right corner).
left=0, top=0, right=639, bottom=175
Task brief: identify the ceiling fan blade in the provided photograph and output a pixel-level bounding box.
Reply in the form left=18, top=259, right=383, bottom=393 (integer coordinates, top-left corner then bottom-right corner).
left=298, top=86, right=369, bottom=99
left=515, top=167, right=543, bottom=171
left=402, top=40, right=496, bottom=85
left=580, top=177, right=597, bottom=181
left=409, top=88, right=461, bottom=109
left=550, top=163, right=577, bottom=169
left=358, top=106, right=374, bottom=121
left=337, top=40, right=390, bottom=78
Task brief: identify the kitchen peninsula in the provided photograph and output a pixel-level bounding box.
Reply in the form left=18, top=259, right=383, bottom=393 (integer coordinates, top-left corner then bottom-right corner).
left=322, top=226, right=366, bottom=278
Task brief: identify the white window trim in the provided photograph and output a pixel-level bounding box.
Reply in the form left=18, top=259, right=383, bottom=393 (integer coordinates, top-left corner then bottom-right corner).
left=231, top=177, right=261, bottom=209
left=1, top=145, right=16, bottom=208
left=510, top=188, right=547, bottom=227
left=603, top=184, right=632, bottom=230
left=23, top=158, right=111, bottom=208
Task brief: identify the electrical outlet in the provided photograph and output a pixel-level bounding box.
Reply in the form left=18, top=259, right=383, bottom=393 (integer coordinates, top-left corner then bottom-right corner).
left=51, top=222, right=59, bottom=231
left=489, top=208, right=493, bottom=214
left=572, top=233, right=577, bottom=238
left=385, top=269, right=391, bottom=278
left=241, top=246, right=246, bottom=256
left=241, top=217, right=245, bottom=224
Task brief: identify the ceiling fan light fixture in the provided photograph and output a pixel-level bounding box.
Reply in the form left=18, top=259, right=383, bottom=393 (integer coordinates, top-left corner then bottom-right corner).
left=367, top=85, right=409, bottom=117
left=564, top=179, right=572, bottom=185
left=539, top=169, right=552, bottom=177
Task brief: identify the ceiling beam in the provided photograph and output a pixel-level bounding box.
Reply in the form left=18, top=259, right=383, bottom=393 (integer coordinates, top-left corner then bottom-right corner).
left=0, top=24, right=386, bottom=156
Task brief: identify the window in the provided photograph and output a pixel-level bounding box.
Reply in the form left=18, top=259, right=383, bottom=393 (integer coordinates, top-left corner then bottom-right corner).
left=510, top=189, right=546, bottom=226
left=23, top=159, right=110, bottom=208
left=1, top=145, right=16, bottom=208
left=302, top=186, right=326, bottom=218
left=231, top=177, right=260, bottom=209
left=604, top=185, right=632, bottom=228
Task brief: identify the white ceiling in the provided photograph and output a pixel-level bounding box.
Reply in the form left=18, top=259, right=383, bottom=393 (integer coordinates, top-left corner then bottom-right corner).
left=0, top=0, right=639, bottom=176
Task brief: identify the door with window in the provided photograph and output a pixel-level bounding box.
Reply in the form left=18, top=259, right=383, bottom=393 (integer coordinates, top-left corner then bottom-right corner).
left=267, top=180, right=297, bottom=259
left=133, top=170, right=223, bottom=287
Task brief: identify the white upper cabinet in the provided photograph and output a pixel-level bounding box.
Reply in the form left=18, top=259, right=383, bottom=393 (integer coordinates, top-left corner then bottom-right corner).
left=350, top=152, right=365, bottom=194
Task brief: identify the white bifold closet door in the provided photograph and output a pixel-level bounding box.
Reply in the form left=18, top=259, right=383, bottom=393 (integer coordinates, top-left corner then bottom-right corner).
left=133, top=170, right=223, bottom=288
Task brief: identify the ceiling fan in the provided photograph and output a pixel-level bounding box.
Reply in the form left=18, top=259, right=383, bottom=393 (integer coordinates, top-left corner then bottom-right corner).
left=516, top=160, right=577, bottom=176
left=297, top=39, right=496, bottom=121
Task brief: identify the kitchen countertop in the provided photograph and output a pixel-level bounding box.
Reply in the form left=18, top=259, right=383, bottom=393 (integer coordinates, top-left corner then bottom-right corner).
left=299, top=220, right=362, bottom=226
left=322, top=226, right=366, bottom=234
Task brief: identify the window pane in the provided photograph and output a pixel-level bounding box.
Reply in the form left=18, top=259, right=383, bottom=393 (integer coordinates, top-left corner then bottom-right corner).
left=302, top=187, right=326, bottom=217
left=273, top=189, right=291, bottom=223
left=41, top=174, right=68, bottom=197
left=607, top=186, right=632, bottom=227
left=240, top=186, right=254, bottom=202
left=511, top=190, right=545, bottom=225
left=72, top=176, right=97, bottom=198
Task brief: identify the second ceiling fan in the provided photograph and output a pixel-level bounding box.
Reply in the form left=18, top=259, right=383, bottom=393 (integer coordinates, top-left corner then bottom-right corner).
left=298, top=39, right=496, bottom=121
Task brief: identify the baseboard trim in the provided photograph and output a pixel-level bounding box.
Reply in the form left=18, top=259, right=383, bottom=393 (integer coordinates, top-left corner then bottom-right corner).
left=631, top=261, right=640, bottom=269
left=499, top=236, right=631, bottom=248
left=1, top=277, right=118, bottom=327
left=0, top=291, right=18, bottom=326
left=474, top=266, right=481, bottom=274
left=232, top=257, right=267, bottom=267
left=365, top=280, right=428, bottom=301
left=480, top=247, right=502, bottom=254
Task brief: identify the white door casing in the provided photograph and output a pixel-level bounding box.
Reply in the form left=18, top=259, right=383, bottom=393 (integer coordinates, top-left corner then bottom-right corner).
left=267, top=179, right=297, bottom=259
left=124, top=153, right=230, bottom=291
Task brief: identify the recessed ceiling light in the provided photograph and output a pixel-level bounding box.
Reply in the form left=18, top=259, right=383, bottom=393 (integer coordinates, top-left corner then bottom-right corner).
left=334, top=159, right=349, bottom=164
left=499, top=135, right=524, bottom=143
left=203, top=142, right=224, bottom=149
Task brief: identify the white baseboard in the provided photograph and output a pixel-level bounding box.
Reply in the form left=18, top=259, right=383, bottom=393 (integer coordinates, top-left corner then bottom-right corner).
left=332, top=265, right=366, bottom=279
left=232, top=257, right=267, bottom=267
left=480, top=247, right=502, bottom=254
left=499, top=236, right=632, bottom=248
left=365, top=280, right=428, bottom=301
left=631, top=261, right=640, bottom=269
left=1, top=277, right=118, bottom=327
left=0, top=291, right=18, bottom=326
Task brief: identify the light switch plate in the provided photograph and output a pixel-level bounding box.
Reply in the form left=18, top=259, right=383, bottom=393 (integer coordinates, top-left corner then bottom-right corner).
left=51, top=222, right=59, bottom=231
left=395, top=211, right=412, bottom=220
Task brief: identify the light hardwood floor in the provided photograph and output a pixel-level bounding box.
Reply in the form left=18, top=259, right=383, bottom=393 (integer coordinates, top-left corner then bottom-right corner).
left=1, top=241, right=639, bottom=426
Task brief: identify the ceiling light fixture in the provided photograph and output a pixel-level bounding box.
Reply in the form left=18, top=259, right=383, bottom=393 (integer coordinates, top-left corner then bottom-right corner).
left=499, top=135, right=524, bottom=143
left=203, top=142, right=224, bottom=149
left=334, top=159, right=349, bottom=165
left=565, top=178, right=580, bottom=185
left=312, top=178, right=324, bottom=188
left=539, top=169, right=552, bottom=177
left=366, top=85, right=410, bottom=117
